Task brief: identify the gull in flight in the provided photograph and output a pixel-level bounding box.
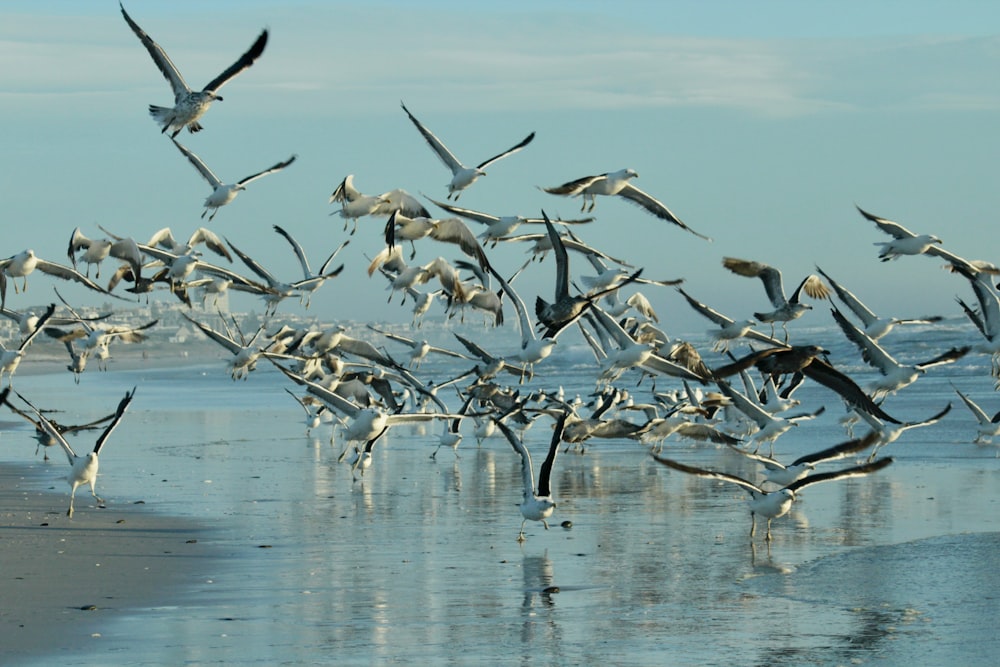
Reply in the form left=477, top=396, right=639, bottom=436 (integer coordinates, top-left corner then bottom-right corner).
left=67, top=228, right=144, bottom=280
left=652, top=453, right=893, bottom=541
left=829, top=304, right=969, bottom=398
left=952, top=384, right=1000, bottom=444
left=16, top=387, right=136, bottom=517
left=170, top=138, right=296, bottom=221
left=272, top=225, right=348, bottom=307
left=0, top=304, right=55, bottom=386
left=400, top=101, right=535, bottom=200
left=427, top=197, right=594, bottom=247
left=542, top=168, right=712, bottom=241
left=721, top=257, right=829, bottom=340
left=725, top=431, right=880, bottom=488
left=329, top=175, right=429, bottom=234
left=120, top=3, right=268, bottom=137
left=0, top=249, right=110, bottom=309
left=855, top=205, right=968, bottom=263
left=815, top=266, right=942, bottom=340
left=495, top=412, right=569, bottom=542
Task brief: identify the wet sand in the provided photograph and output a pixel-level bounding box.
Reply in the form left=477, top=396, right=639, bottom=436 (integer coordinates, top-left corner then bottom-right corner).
left=0, top=464, right=211, bottom=662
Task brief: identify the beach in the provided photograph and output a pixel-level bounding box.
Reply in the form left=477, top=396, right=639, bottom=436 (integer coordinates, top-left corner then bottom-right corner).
left=0, top=464, right=210, bottom=662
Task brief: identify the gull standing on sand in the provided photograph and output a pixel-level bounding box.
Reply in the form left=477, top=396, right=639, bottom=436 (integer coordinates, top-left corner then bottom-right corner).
left=652, top=453, right=893, bottom=541
left=120, top=3, right=268, bottom=137
left=541, top=168, right=712, bottom=241
left=400, top=101, right=535, bottom=200
left=18, top=387, right=135, bottom=517
left=169, top=138, right=296, bottom=221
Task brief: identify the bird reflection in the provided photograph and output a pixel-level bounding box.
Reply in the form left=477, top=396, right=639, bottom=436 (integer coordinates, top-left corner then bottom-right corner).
left=520, top=550, right=562, bottom=649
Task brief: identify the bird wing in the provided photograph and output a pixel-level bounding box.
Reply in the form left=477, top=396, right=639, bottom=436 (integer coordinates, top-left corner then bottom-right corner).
left=270, top=361, right=362, bottom=417
left=426, top=198, right=500, bottom=225
left=119, top=3, right=191, bottom=98
left=188, top=227, right=233, bottom=262
left=475, top=131, right=535, bottom=170
left=33, top=260, right=108, bottom=296
left=14, top=389, right=77, bottom=463
left=787, top=457, right=893, bottom=493
left=493, top=418, right=535, bottom=500
left=855, top=205, right=916, bottom=240
left=428, top=218, right=490, bottom=270
left=541, top=174, right=603, bottom=196
left=200, top=29, right=269, bottom=94
left=181, top=313, right=245, bottom=354
left=170, top=138, right=222, bottom=188
left=722, top=257, right=786, bottom=308
left=676, top=287, right=734, bottom=327
left=537, top=412, right=568, bottom=497
left=225, top=237, right=279, bottom=287
left=789, top=431, right=880, bottom=467
left=273, top=225, right=312, bottom=277
left=544, top=213, right=571, bottom=302
left=93, top=388, right=136, bottom=455
left=617, top=183, right=712, bottom=241
left=829, top=306, right=900, bottom=375
left=914, top=346, right=970, bottom=370
left=815, top=266, right=878, bottom=327
left=650, top=455, right=764, bottom=494
left=953, top=386, right=991, bottom=424
left=236, top=155, right=297, bottom=187
left=400, top=101, right=463, bottom=174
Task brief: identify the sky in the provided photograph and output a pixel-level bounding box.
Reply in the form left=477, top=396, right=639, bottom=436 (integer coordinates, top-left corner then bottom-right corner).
left=2, top=1, right=999, bottom=341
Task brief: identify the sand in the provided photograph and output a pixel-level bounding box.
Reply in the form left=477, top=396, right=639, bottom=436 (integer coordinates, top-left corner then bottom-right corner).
left=0, top=463, right=212, bottom=662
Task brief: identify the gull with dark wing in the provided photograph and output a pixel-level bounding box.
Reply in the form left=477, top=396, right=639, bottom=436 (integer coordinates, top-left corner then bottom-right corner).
left=400, top=101, right=535, bottom=200
left=541, top=168, right=711, bottom=241
left=3, top=390, right=117, bottom=461
left=722, top=257, right=829, bottom=340
left=534, top=213, right=642, bottom=340
left=170, top=138, right=296, bottom=221
left=120, top=3, right=268, bottom=137
left=854, top=403, right=952, bottom=461
left=652, top=453, right=893, bottom=541
left=829, top=305, right=969, bottom=398
left=711, top=344, right=901, bottom=425
left=816, top=266, right=942, bottom=339
left=0, top=249, right=111, bottom=309
left=495, top=412, right=569, bottom=542
left=18, top=387, right=135, bottom=517
left=726, top=431, right=880, bottom=488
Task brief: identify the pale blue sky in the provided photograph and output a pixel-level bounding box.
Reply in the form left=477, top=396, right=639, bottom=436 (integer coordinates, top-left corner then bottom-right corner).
left=2, top=1, right=998, bottom=337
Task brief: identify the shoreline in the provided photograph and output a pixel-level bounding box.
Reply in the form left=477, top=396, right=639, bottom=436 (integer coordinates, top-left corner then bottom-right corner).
left=0, top=462, right=214, bottom=662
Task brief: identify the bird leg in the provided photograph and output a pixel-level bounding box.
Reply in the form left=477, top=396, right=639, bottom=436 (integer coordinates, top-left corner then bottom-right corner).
left=749, top=513, right=757, bottom=539
left=517, top=519, right=527, bottom=542
left=765, top=519, right=773, bottom=542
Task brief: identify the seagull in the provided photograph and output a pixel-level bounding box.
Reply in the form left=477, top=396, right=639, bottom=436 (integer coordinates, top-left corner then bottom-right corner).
left=0, top=304, right=55, bottom=386
left=169, top=138, right=296, bottom=221
left=120, top=3, right=268, bottom=137
left=3, top=391, right=117, bottom=461
left=400, top=101, right=535, bottom=200
left=140, top=226, right=233, bottom=262
left=855, top=205, right=971, bottom=264
left=284, top=388, right=325, bottom=436
left=427, top=197, right=594, bottom=247
left=541, top=168, right=712, bottom=241
left=675, top=286, right=781, bottom=352
left=329, top=175, right=429, bottom=233
left=20, top=387, right=135, bottom=517
left=652, top=453, right=893, bottom=541
left=715, top=380, right=825, bottom=456
left=366, top=324, right=469, bottom=369
left=534, top=213, right=643, bottom=340
left=829, top=305, right=970, bottom=398
left=722, top=257, right=830, bottom=340
left=495, top=412, right=568, bottom=542
left=181, top=312, right=276, bottom=380
left=952, top=384, right=1000, bottom=444
left=272, top=225, right=348, bottom=307
left=815, top=266, right=942, bottom=340
left=0, top=249, right=110, bottom=309
left=855, top=403, right=953, bottom=461
left=66, top=228, right=143, bottom=279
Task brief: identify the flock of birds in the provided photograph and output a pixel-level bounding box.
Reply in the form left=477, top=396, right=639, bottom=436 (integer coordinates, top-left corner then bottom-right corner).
left=4, top=4, right=1000, bottom=545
